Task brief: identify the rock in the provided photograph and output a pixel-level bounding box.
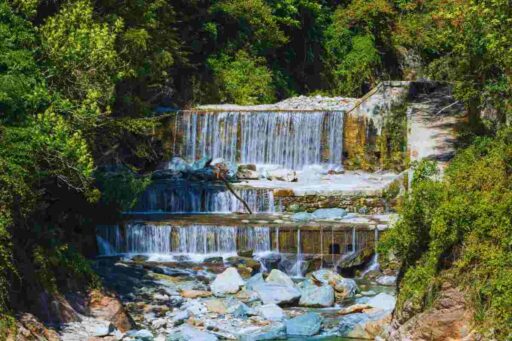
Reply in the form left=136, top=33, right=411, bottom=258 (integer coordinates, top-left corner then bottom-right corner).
left=205, top=299, right=227, bottom=314
left=338, top=303, right=373, bottom=315
left=151, top=318, right=167, bottom=330
left=265, top=169, right=297, bottom=182
left=131, top=255, right=149, bottom=263
left=171, top=310, right=189, bottom=326
left=180, top=290, right=212, bottom=299
left=237, top=265, right=255, bottom=279
left=236, top=289, right=260, bottom=303
left=265, top=269, right=295, bottom=288
left=285, top=312, right=323, bottom=337
left=16, top=313, right=60, bottom=341
left=299, top=282, right=334, bottom=308
left=168, top=157, right=192, bottom=173
left=153, top=266, right=193, bottom=277
left=367, top=293, right=396, bottom=311
left=237, top=322, right=286, bottom=341
left=272, top=189, right=294, bottom=197
left=237, top=249, right=254, bottom=258
left=125, top=329, right=154, bottom=341
left=338, top=310, right=392, bottom=339
left=183, top=300, right=207, bottom=316
left=376, top=275, right=397, bottom=286
left=255, top=304, right=285, bottom=321
left=361, top=290, right=377, bottom=296
left=167, top=325, right=218, bottom=341
left=237, top=169, right=260, bottom=180
left=252, top=283, right=301, bottom=306
left=311, top=208, right=347, bottom=220
left=258, top=253, right=281, bottom=271
left=227, top=300, right=254, bottom=318
left=310, top=269, right=358, bottom=298
left=226, top=257, right=261, bottom=272
left=92, top=323, right=115, bottom=337
left=203, top=257, right=224, bottom=265
left=245, top=273, right=265, bottom=291
left=290, top=212, right=312, bottom=221
left=211, top=267, right=245, bottom=296
left=88, top=290, right=135, bottom=332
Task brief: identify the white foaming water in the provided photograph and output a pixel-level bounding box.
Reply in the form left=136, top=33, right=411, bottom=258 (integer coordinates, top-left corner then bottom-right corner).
left=180, top=111, right=344, bottom=170
left=96, top=224, right=272, bottom=258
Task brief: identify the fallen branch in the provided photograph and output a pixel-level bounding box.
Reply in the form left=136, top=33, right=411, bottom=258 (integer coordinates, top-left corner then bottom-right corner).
left=219, top=177, right=253, bottom=214
left=435, top=101, right=460, bottom=116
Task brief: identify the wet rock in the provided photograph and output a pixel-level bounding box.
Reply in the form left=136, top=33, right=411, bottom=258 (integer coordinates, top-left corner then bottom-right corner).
left=258, top=254, right=281, bottom=271
left=237, top=322, right=286, bottom=341
left=299, top=281, right=334, bottom=308
left=237, top=265, right=255, bottom=279
left=361, top=290, right=377, bottom=296
left=131, top=255, right=149, bottom=263
left=153, top=266, right=194, bottom=277
left=376, top=275, right=397, bottom=286
left=245, top=273, right=265, bottom=291
left=226, top=257, right=261, bottom=272
left=168, top=157, right=192, bottom=173
left=255, top=304, right=285, bottom=321
left=252, top=283, right=301, bottom=306
left=125, top=329, right=154, bottom=341
left=210, top=267, right=245, bottom=296
left=310, top=269, right=358, bottom=298
left=237, top=169, right=260, bottom=180
left=151, top=318, right=167, bottom=330
left=227, top=300, right=254, bottom=318
left=265, top=269, right=295, bottom=288
left=273, top=189, right=294, bottom=197
left=237, top=249, right=254, bottom=258
left=285, top=312, right=323, bottom=337
left=203, top=257, right=224, bottom=265
left=311, top=208, right=347, bottom=220
left=367, top=293, right=396, bottom=311
left=180, top=290, right=212, bottom=299
left=167, top=325, right=218, bottom=341
left=338, top=303, right=373, bottom=315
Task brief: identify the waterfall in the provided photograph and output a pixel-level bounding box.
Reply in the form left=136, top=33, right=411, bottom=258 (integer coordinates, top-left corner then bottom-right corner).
left=180, top=111, right=344, bottom=170
left=96, top=224, right=272, bottom=256
left=132, top=181, right=278, bottom=214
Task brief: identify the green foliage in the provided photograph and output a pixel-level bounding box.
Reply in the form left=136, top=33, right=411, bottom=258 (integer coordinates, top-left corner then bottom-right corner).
left=381, top=130, right=512, bottom=338
left=95, top=168, right=150, bottom=211
left=40, top=0, right=124, bottom=103
left=209, top=50, right=275, bottom=104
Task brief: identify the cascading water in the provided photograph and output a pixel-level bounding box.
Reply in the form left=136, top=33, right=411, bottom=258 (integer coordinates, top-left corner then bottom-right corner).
left=180, top=111, right=344, bottom=170
left=96, top=224, right=272, bottom=257
left=131, top=181, right=278, bottom=214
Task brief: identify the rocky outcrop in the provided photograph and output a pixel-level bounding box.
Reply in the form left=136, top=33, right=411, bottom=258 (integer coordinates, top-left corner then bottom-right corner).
left=388, top=284, right=475, bottom=340
left=88, top=290, right=135, bottom=332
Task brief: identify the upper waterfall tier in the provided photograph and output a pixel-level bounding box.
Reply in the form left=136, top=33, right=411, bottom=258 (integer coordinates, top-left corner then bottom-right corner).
left=177, top=110, right=344, bottom=170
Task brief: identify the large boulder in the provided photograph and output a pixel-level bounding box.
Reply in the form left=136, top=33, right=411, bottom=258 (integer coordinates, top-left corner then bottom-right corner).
left=88, top=290, right=135, bottom=332
left=167, top=325, right=218, bottom=341
left=210, top=268, right=245, bottom=296
left=285, top=312, right=323, bottom=337
left=252, top=283, right=301, bottom=306
left=265, top=169, right=297, bottom=182
left=226, top=257, right=261, bottom=272
left=238, top=322, right=286, bottom=341
left=255, top=304, right=285, bottom=321
left=311, top=269, right=358, bottom=298
left=367, top=293, right=396, bottom=311
left=265, top=269, right=295, bottom=287
left=245, top=273, right=265, bottom=291
left=376, top=275, right=397, bottom=286
left=338, top=310, right=392, bottom=339
left=290, top=212, right=312, bottom=222
left=299, top=281, right=334, bottom=308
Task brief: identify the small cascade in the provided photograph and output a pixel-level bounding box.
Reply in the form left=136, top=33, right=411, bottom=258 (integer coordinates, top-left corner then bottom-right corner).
left=96, top=224, right=272, bottom=256
left=132, top=181, right=278, bottom=214
left=360, top=228, right=380, bottom=277
left=179, top=111, right=344, bottom=170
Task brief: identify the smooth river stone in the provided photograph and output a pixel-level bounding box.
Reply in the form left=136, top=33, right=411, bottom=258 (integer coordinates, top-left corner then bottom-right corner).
left=210, top=267, right=245, bottom=296
left=252, top=283, right=301, bottom=306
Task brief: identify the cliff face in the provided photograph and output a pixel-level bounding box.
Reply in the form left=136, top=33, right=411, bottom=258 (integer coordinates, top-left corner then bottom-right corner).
left=388, top=282, right=476, bottom=341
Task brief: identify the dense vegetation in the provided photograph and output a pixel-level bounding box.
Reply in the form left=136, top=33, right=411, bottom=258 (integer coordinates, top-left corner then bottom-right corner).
left=0, top=0, right=511, bottom=337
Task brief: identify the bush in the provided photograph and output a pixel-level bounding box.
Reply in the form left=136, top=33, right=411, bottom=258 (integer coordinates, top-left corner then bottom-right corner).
left=380, top=129, right=512, bottom=338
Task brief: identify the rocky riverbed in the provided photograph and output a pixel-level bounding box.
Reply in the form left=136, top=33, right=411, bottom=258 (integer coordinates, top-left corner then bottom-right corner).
left=58, top=253, right=397, bottom=340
